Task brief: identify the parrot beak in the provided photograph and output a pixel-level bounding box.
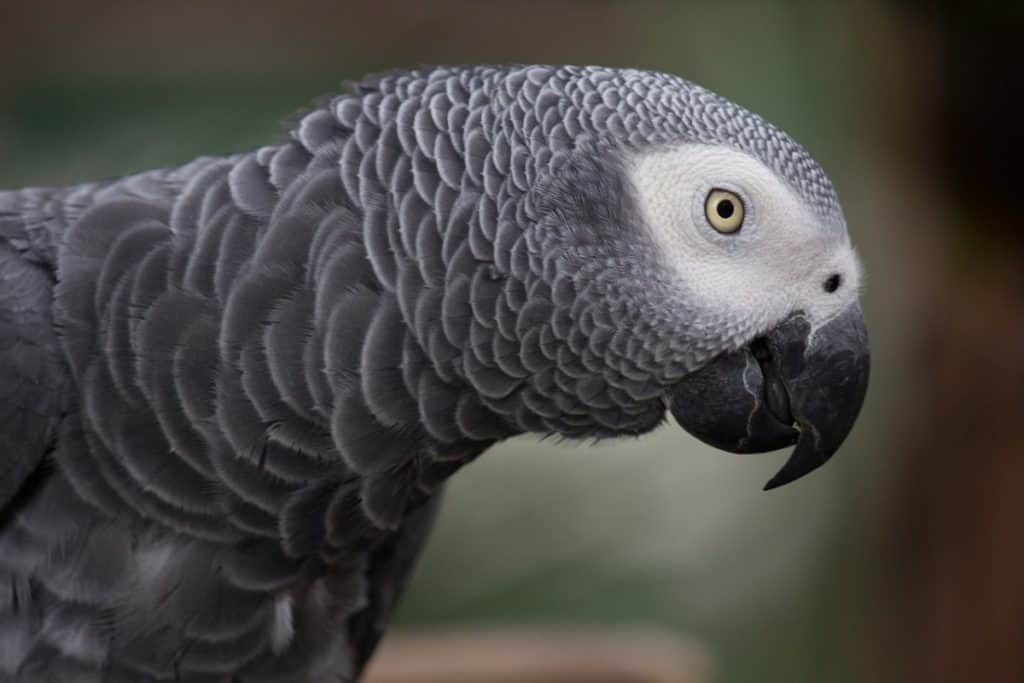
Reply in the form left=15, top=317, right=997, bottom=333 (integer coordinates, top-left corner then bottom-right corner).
left=668, top=304, right=870, bottom=490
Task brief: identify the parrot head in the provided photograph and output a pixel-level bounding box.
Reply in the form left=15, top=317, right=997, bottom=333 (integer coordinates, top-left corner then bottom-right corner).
left=481, top=67, right=871, bottom=489
left=629, top=145, right=869, bottom=488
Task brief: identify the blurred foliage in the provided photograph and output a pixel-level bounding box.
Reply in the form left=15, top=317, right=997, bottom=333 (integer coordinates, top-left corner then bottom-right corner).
left=1, top=2, right=997, bottom=682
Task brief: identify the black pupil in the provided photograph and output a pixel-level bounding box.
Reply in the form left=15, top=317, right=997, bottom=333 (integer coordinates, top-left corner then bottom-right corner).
left=716, top=199, right=734, bottom=219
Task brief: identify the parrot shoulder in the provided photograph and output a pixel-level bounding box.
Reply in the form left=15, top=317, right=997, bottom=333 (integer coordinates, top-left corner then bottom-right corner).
left=0, top=238, right=66, bottom=518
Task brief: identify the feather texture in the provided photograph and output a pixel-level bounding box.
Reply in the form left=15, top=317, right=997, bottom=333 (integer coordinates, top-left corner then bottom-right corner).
left=0, top=64, right=841, bottom=680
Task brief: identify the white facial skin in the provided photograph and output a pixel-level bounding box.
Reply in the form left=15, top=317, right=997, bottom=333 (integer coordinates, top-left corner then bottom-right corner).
left=629, top=144, right=862, bottom=354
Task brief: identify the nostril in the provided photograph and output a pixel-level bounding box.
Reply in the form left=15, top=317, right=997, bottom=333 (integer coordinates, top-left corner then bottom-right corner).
left=823, top=273, right=842, bottom=294
left=750, top=337, right=771, bottom=362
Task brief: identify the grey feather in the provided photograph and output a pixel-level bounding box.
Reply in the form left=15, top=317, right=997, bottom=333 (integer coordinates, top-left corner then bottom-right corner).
left=0, top=64, right=840, bottom=680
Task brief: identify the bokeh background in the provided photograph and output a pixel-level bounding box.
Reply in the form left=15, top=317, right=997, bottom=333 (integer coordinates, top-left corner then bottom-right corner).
left=1, top=2, right=1020, bottom=682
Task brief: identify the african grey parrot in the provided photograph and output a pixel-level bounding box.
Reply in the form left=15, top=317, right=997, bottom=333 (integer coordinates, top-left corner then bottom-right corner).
left=0, top=65, right=869, bottom=681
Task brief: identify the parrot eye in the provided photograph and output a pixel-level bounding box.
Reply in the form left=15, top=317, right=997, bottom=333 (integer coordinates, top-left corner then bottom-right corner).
left=704, top=189, right=745, bottom=234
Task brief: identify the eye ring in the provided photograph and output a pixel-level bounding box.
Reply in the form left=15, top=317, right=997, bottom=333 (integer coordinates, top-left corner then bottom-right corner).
left=704, top=188, right=745, bottom=234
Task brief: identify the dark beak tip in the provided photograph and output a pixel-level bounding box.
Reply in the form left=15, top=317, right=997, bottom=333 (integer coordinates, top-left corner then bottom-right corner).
left=762, top=459, right=811, bottom=491
left=762, top=463, right=814, bottom=491
left=760, top=308, right=870, bottom=492
left=762, top=451, right=826, bottom=491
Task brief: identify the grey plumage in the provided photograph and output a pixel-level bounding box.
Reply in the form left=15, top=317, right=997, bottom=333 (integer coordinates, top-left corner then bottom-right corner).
left=0, top=65, right=857, bottom=681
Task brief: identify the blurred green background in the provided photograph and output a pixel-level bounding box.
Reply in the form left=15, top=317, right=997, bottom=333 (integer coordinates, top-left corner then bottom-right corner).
left=2, top=2, right=1021, bottom=682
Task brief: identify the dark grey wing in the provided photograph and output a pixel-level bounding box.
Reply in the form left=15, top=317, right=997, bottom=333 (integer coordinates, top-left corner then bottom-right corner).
left=0, top=163, right=224, bottom=519
left=348, top=487, right=445, bottom=677
left=0, top=197, right=67, bottom=518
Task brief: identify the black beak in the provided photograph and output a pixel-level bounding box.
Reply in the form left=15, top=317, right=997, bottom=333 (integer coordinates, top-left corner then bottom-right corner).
left=668, top=305, right=870, bottom=490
